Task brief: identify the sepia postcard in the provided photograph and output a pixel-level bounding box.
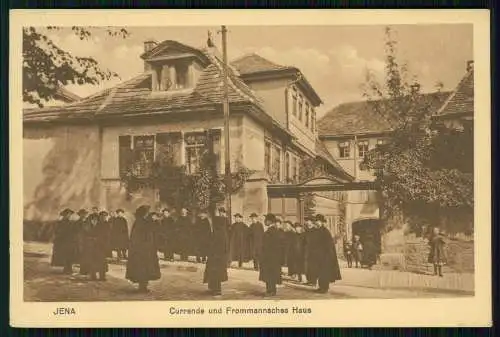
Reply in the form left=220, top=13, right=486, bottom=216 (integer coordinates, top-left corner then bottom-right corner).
left=10, top=9, right=491, bottom=327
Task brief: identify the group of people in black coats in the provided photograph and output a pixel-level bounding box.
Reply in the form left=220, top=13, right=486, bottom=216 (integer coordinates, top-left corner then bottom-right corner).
left=51, top=205, right=342, bottom=296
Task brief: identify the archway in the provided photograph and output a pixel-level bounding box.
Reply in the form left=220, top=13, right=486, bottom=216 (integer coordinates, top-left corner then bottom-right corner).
left=351, top=218, right=382, bottom=257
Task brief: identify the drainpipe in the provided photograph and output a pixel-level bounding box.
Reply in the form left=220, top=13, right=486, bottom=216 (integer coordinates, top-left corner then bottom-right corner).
left=353, top=135, right=358, bottom=181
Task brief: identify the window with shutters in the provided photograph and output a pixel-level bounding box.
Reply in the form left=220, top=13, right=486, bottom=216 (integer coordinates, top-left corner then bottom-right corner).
left=119, top=136, right=132, bottom=178
left=292, top=89, right=298, bottom=117
left=271, top=144, right=282, bottom=183
left=264, top=141, right=272, bottom=177
left=185, top=132, right=208, bottom=174
left=305, top=103, right=310, bottom=128
left=338, top=141, right=351, bottom=158
left=132, top=135, right=155, bottom=177
left=357, top=140, right=369, bottom=158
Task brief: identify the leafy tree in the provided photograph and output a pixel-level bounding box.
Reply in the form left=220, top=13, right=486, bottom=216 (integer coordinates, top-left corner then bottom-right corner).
left=23, top=26, right=129, bottom=107
left=361, top=27, right=473, bottom=234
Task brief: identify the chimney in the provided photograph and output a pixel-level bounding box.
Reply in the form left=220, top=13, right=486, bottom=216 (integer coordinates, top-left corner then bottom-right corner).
left=143, top=39, right=158, bottom=72
left=467, top=60, right=474, bottom=72
left=144, top=39, right=158, bottom=53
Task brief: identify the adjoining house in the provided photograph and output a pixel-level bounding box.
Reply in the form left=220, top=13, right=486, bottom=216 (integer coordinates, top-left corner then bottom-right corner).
left=317, top=60, right=474, bottom=265
left=23, top=40, right=352, bottom=232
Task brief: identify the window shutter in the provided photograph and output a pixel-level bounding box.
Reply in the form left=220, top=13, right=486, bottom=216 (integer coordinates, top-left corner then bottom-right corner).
left=156, top=132, right=182, bottom=165
left=119, top=135, right=132, bottom=178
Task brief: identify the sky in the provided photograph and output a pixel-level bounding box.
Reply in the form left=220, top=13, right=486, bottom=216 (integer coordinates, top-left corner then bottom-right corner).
left=44, top=24, right=473, bottom=117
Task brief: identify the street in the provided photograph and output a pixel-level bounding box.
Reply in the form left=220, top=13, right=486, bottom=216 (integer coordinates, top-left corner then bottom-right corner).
left=23, top=241, right=473, bottom=301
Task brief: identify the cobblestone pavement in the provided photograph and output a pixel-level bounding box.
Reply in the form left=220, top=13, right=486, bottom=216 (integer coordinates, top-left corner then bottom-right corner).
left=23, top=242, right=473, bottom=302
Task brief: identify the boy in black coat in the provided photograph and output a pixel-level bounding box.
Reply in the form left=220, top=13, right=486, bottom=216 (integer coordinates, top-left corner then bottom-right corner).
left=259, top=213, right=283, bottom=296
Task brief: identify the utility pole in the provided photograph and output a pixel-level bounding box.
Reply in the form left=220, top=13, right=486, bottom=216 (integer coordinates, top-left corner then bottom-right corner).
left=221, top=25, right=232, bottom=225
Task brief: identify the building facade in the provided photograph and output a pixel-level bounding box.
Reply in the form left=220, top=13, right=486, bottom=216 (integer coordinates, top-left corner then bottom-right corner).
left=23, top=40, right=351, bottom=228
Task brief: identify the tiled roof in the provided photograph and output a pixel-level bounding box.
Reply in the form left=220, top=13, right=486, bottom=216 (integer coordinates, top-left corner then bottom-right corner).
left=24, top=48, right=264, bottom=123
left=318, top=91, right=452, bottom=137
left=436, top=68, right=474, bottom=118
left=231, top=53, right=291, bottom=75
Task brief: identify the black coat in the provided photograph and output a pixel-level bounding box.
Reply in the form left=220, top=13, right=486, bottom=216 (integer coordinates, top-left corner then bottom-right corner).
left=316, top=226, right=342, bottom=283
left=229, top=221, right=250, bottom=262
left=194, top=217, right=212, bottom=256
left=203, top=217, right=229, bottom=283
left=305, top=227, right=322, bottom=281
left=111, top=216, right=129, bottom=250
left=175, top=216, right=193, bottom=256
left=248, top=221, right=264, bottom=259
left=288, top=232, right=306, bottom=275
left=259, top=226, right=283, bottom=284
left=81, top=218, right=110, bottom=274
left=51, top=218, right=78, bottom=267
left=159, top=216, right=176, bottom=253
left=125, top=217, right=161, bottom=283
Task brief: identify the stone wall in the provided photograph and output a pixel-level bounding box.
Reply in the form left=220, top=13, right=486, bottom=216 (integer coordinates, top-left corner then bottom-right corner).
left=403, top=238, right=474, bottom=274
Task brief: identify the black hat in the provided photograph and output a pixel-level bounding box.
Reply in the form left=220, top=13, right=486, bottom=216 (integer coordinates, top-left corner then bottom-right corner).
left=218, top=207, right=226, bottom=213
left=77, top=209, right=88, bottom=217
left=161, top=208, right=170, bottom=213
left=135, top=205, right=151, bottom=218
left=264, top=213, right=276, bottom=222
left=116, top=208, right=125, bottom=213
left=98, top=210, right=109, bottom=217
left=234, top=213, right=243, bottom=218
left=249, top=213, right=259, bottom=218
left=315, top=214, right=326, bottom=222
left=60, top=208, right=74, bottom=217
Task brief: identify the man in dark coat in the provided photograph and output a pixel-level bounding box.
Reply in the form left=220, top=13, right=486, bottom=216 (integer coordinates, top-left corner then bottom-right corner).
left=229, top=213, right=249, bottom=268
left=259, top=213, right=283, bottom=296
left=51, top=208, right=77, bottom=274
left=176, top=208, right=192, bottom=261
left=111, top=209, right=129, bottom=260
left=159, top=208, right=176, bottom=261
left=283, top=221, right=295, bottom=269
left=195, top=210, right=211, bottom=263
left=304, top=217, right=320, bottom=286
left=248, top=213, right=264, bottom=271
left=275, top=218, right=287, bottom=268
left=86, top=211, right=111, bottom=281
left=288, top=223, right=307, bottom=282
left=126, top=205, right=161, bottom=292
left=343, top=237, right=354, bottom=268
left=202, top=209, right=228, bottom=296
left=314, top=214, right=342, bottom=293
left=74, top=209, right=89, bottom=270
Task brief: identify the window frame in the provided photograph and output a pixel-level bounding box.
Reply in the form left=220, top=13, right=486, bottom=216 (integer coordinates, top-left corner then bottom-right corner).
left=338, top=141, right=351, bottom=158
left=357, top=140, right=370, bottom=158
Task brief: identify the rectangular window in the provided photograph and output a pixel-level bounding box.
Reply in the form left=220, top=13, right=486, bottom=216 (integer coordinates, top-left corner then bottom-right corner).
left=272, top=144, right=282, bottom=182
left=156, top=132, right=182, bottom=165
left=305, top=103, right=310, bottom=128
left=377, top=139, right=387, bottom=146
left=185, top=132, right=207, bottom=174
left=264, top=141, right=272, bottom=177
left=311, top=108, right=316, bottom=132
left=175, top=63, right=189, bottom=89
left=119, top=136, right=132, bottom=178
left=292, top=90, right=298, bottom=117
left=358, top=140, right=369, bottom=158
left=338, top=141, right=351, bottom=158
left=291, top=155, right=298, bottom=183
left=132, top=135, right=155, bottom=178
left=298, top=96, right=303, bottom=121
left=208, top=129, right=222, bottom=173
left=285, top=152, right=290, bottom=182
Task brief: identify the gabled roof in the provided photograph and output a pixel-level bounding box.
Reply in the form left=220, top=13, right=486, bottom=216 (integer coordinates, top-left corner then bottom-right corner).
left=231, top=53, right=323, bottom=106
left=318, top=91, right=452, bottom=137
left=231, top=53, right=290, bottom=75
left=54, top=86, right=81, bottom=103
left=436, top=67, right=474, bottom=118
left=24, top=45, right=265, bottom=123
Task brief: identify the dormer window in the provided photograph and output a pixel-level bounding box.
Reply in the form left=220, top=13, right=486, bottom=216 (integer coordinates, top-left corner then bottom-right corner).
left=175, top=63, right=189, bottom=89
left=151, top=60, right=193, bottom=92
